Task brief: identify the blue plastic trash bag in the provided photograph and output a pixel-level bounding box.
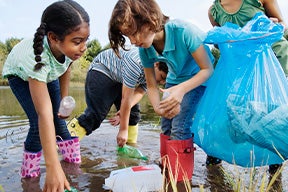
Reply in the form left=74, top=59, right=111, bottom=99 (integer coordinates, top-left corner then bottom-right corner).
left=192, top=12, right=288, bottom=167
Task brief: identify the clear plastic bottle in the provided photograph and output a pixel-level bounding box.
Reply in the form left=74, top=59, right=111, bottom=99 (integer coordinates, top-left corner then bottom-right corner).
left=59, top=96, right=76, bottom=117
left=162, top=91, right=170, bottom=100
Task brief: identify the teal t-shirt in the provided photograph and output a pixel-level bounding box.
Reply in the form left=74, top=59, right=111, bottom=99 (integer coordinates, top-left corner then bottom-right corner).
left=139, top=19, right=214, bottom=85
left=2, top=37, right=72, bottom=83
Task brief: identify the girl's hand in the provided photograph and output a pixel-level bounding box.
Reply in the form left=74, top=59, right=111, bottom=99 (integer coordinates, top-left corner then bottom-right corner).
left=109, top=111, right=120, bottom=126
left=57, top=113, right=70, bottom=119
left=43, top=163, right=70, bottom=192
left=116, top=129, right=128, bottom=147
left=156, top=103, right=181, bottom=119
left=269, top=17, right=279, bottom=23
left=158, top=87, right=183, bottom=118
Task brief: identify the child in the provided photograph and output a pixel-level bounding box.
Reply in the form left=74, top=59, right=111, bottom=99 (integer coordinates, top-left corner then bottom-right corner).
left=208, top=0, right=288, bottom=77
left=108, top=0, right=214, bottom=182
left=67, top=47, right=168, bottom=147
left=208, top=0, right=288, bottom=172
left=2, top=0, right=90, bottom=191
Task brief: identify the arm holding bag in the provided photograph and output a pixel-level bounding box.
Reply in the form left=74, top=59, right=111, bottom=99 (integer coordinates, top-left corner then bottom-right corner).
left=192, top=12, right=288, bottom=167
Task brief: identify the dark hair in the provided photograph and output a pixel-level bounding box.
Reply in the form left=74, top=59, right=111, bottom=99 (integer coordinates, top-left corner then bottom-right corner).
left=158, top=61, right=168, bottom=74
left=33, top=0, right=90, bottom=71
left=109, top=0, right=169, bottom=56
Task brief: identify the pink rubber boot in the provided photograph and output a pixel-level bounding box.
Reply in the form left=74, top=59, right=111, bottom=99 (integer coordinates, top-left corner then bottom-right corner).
left=20, top=150, right=42, bottom=178
left=57, top=136, right=81, bottom=164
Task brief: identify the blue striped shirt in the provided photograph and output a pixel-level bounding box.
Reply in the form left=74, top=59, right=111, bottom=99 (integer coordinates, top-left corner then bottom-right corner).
left=89, top=47, right=146, bottom=90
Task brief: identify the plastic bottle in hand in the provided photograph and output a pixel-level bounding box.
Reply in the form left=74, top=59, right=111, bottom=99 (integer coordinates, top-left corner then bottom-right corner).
left=162, top=91, right=170, bottom=100
left=59, top=96, right=76, bottom=117
left=117, top=144, right=148, bottom=160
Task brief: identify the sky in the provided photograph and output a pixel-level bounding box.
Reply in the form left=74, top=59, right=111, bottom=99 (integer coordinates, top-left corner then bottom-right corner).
left=0, top=0, right=287, bottom=46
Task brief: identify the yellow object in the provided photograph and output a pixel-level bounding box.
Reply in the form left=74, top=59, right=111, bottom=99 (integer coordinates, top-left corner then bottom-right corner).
left=127, top=124, right=139, bottom=144
left=67, top=117, right=86, bottom=141
left=0, top=185, right=4, bottom=192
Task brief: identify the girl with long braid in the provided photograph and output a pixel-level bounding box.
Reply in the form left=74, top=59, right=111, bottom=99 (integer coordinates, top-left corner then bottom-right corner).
left=2, top=0, right=90, bottom=191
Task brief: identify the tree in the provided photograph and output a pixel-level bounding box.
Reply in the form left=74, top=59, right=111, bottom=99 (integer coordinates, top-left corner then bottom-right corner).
left=5, top=38, right=22, bottom=53
left=0, top=38, right=21, bottom=79
left=84, top=39, right=102, bottom=63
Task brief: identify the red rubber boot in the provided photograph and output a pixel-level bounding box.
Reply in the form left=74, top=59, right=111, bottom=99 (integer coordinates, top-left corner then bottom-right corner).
left=160, top=133, right=170, bottom=158
left=166, top=137, right=194, bottom=182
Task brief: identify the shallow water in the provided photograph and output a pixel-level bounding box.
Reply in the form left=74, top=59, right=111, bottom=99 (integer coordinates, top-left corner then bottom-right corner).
left=0, top=87, right=287, bottom=192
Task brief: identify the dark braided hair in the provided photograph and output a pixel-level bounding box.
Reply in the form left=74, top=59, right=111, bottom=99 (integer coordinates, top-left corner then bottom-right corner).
left=33, top=0, right=90, bottom=71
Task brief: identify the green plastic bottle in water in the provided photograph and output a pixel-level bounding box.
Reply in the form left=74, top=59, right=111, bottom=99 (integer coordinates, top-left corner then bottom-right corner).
left=117, top=144, right=148, bottom=160
left=64, top=187, right=78, bottom=192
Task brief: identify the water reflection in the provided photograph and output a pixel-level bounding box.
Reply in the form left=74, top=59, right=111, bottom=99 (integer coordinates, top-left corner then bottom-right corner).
left=21, top=177, right=42, bottom=192
left=206, top=165, right=233, bottom=192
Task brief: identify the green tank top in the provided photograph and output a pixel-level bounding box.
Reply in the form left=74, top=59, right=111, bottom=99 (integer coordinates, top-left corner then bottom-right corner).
left=210, top=0, right=288, bottom=76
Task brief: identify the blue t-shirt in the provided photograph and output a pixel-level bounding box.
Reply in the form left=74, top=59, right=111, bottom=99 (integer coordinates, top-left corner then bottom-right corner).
left=139, top=19, right=214, bottom=85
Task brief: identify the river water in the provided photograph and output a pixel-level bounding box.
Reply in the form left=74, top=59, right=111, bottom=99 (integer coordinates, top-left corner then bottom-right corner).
left=0, top=86, right=286, bottom=192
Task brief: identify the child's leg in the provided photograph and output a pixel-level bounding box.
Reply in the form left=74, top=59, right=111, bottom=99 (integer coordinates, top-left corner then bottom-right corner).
left=48, top=80, right=71, bottom=140
left=76, top=70, right=121, bottom=135
left=166, top=137, right=194, bottom=182
left=57, top=136, right=81, bottom=164
left=127, top=104, right=141, bottom=144
left=8, top=76, right=42, bottom=177
left=163, top=84, right=205, bottom=182
left=20, top=146, right=42, bottom=178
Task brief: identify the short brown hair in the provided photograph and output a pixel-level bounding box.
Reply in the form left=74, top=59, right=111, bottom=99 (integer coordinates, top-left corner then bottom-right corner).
left=108, top=0, right=169, bottom=57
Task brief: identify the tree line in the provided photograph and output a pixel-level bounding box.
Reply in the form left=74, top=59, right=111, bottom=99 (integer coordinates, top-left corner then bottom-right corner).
left=0, top=36, right=229, bottom=86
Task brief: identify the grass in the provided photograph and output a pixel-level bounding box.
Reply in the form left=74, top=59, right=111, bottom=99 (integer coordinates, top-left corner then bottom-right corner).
left=160, top=155, right=285, bottom=192
left=224, top=163, right=284, bottom=192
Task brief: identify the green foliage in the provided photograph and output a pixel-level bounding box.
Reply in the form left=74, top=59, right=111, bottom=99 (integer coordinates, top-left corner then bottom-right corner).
left=5, top=38, right=21, bottom=53
left=70, top=38, right=104, bottom=83
left=84, top=39, right=102, bottom=63
left=70, top=57, right=89, bottom=82
left=0, top=38, right=22, bottom=80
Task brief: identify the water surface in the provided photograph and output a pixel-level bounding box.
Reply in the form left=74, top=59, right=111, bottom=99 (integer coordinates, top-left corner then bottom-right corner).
left=0, top=87, right=286, bottom=191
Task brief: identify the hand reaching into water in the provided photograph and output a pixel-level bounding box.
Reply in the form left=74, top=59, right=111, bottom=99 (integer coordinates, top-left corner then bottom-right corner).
left=116, top=129, right=128, bottom=147
left=43, top=163, right=70, bottom=192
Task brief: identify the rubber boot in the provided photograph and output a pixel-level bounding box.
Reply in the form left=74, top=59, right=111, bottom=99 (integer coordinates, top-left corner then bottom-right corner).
left=67, top=117, right=86, bottom=141
left=160, top=133, right=170, bottom=159
left=57, top=137, right=81, bottom=164
left=166, top=138, right=194, bottom=182
left=127, top=124, right=138, bottom=144
left=20, top=149, right=42, bottom=178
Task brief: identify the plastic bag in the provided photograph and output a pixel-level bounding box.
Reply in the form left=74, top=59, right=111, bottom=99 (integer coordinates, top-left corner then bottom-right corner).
left=117, top=144, right=148, bottom=160
left=193, top=12, right=288, bottom=167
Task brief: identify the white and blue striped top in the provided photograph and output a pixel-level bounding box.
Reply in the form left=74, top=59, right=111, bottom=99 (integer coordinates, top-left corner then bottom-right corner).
left=89, top=47, right=146, bottom=90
